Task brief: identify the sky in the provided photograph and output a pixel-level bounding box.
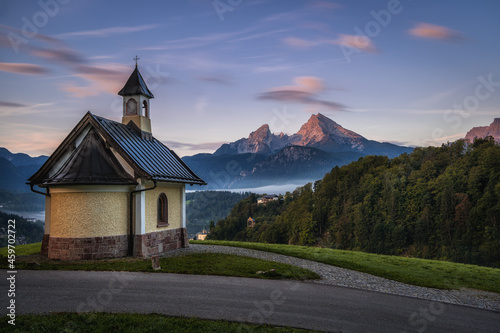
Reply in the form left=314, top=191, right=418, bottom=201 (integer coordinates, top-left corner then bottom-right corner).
left=1, top=0, right=499, bottom=158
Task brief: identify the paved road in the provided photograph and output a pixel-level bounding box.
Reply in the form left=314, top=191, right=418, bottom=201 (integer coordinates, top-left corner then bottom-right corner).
left=1, top=270, right=498, bottom=333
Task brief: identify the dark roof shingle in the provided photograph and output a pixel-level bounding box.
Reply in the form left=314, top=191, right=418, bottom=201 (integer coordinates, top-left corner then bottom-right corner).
left=42, top=128, right=136, bottom=186
left=117, top=65, right=154, bottom=98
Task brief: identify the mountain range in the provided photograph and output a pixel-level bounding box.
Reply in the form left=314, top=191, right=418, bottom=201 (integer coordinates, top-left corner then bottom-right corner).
left=184, top=113, right=413, bottom=189
left=0, top=148, right=48, bottom=192
left=215, top=113, right=410, bottom=157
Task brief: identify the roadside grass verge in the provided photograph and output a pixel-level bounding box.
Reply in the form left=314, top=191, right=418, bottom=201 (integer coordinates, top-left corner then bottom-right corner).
left=191, top=240, right=500, bottom=293
left=0, top=313, right=320, bottom=333
left=0, top=244, right=318, bottom=281
left=0, top=242, right=41, bottom=256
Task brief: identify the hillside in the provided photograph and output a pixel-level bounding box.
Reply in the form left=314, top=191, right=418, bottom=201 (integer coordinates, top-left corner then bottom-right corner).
left=186, top=191, right=251, bottom=236
left=0, top=148, right=48, bottom=193
left=209, top=137, right=500, bottom=267
left=0, top=211, right=44, bottom=246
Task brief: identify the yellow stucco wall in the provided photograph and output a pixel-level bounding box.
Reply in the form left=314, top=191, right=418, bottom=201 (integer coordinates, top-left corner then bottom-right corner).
left=145, top=185, right=182, bottom=233
left=50, top=192, right=129, bottom=238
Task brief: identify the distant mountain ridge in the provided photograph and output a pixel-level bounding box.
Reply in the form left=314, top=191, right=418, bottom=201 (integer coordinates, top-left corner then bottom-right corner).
left=0, top=147, right=48, bottom=167
left=0, top=148, right=48, bottom=192
left=186, top=114, right=413, bottom=189
left=464, top=118, right=500, bottom=143
left=215, top=113, right=411, bottom=158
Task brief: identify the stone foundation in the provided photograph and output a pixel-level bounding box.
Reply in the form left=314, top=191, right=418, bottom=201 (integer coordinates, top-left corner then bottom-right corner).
left=134, top=227, right=188, bottom=257
left=47, top=235, right=128, bottom=260
left=43, top=228, right=188, bottom=260
left=41, top=234, right=50, bottom=256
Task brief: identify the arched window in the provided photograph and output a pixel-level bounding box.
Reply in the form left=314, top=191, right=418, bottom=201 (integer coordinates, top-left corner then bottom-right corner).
left=126, top=98, right=137, bottom=115
left=142, top=100, right=148, bottom=117
left=157, top=193, right=168, bottom=226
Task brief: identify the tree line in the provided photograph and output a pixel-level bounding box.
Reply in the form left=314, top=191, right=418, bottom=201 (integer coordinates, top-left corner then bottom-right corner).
left=186, top=191, right=250, bottom=235
left=209, top=138, right=500, bottom=267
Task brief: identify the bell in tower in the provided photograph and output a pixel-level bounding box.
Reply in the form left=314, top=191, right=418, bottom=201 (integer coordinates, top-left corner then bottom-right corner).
left=118, top=56, right=155, bottom=135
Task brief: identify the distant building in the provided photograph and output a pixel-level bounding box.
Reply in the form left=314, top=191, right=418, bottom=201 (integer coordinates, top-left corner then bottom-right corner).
left=28, top=63, right=205, bottom=260
left=257, top=194, right=279, bottom=205
left=195, top=229, right=208, bottom=240
left=247, top=217, right=255, bottom=228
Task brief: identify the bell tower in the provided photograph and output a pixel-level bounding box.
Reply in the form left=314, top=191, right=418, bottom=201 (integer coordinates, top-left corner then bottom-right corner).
left=118, top=57, right=154, bottom=134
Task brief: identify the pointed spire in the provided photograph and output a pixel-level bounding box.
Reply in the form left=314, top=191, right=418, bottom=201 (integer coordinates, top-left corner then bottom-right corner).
left=118, top=64, right=154, bottom=98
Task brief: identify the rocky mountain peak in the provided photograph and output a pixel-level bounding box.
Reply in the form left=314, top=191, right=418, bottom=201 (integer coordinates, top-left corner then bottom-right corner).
left=296, top=113, right=364, bottom=147
left=249, top=124, right=271, bottom=140
left=464, top=118, right=500, bottom=143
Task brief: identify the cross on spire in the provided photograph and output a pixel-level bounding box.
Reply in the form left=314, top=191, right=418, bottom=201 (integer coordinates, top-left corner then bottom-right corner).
left=133, top=55, right=140, bottom=67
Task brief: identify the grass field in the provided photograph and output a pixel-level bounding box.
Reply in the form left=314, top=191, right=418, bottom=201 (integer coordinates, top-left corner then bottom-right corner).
left=0, top=242, right=41, bottom=256
left=0, top=313, right=320, bottom=333
left=191, top=240, right=500, bottom=293
left=0, top=244, right=319, bottom=281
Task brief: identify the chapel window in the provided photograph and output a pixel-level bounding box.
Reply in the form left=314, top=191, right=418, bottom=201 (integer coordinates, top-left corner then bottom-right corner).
left=157, top=193, right=168, bottom=226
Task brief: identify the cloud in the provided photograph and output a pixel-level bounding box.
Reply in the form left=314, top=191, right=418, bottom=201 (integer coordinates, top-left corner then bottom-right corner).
left=56, top=24, right=160, bottom=39
left=31, top=47, right=86, bottom=66
left=335, top=34, right=377, bottom=53
left=194, top=96, right=209, bottom=114
left=162, top=140, right=227, bottom=151
left=230, top=29, right=291, bottom=43
left=197, top=74, right=233, bottom=85
left=282, top=37, right=317, bottom=48
left=262, top=11, right=302, bottom=22
left=310, top=1, right=342, bottom=10
left=60, top=63, right=130, bottom=97
left=408, top=23, right=465, bottom=42
left=257, top=76, right=346, bottom=111
left=0, top=101, right=27, bottom=108
left=273, top=76, right=325, bottom=93
left=0, top=62, right=48, bottom=75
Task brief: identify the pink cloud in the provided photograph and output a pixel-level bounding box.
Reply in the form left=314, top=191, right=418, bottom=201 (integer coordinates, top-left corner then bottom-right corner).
left=335, top=34, right=377, bottom=53
left=258, top=76, right=346, bottom=111
left=61, top=63, right=130, bottom=98
left=273, top=76, right=326, bottom=94
left=0, top=62, right=48, bottom=75
left=408, top=23, right=465, bottom=42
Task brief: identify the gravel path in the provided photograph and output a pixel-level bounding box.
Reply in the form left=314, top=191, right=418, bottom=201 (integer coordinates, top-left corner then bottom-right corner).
left=161, top=244, right=500, bottom=312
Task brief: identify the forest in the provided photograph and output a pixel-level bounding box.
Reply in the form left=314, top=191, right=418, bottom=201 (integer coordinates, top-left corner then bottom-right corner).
left=0, top=211, right=44, bottom=247
left=186, top=191, right=250, bottom=236
left=209, top=138, right=500, bottom=267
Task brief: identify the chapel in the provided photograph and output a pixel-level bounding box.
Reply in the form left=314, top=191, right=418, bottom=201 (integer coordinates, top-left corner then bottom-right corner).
left=28, top=63, right=205, bottom=260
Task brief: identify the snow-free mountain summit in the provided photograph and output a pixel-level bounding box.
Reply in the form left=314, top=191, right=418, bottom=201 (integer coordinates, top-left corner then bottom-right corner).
left=215, top=113, right=411, bottom=157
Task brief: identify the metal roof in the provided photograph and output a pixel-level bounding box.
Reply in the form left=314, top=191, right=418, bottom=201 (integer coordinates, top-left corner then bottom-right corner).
left=91, top=114, right=206, bottom=185
left=28, top=112, right=206, bottom=187
left=42, top=129, right=136, bottom=186
left=117, top=65, right=154, bottom=98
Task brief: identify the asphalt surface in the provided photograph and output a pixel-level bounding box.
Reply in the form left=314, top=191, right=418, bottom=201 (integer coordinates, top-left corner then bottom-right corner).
left=1, top=270, right=499, bottom=332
